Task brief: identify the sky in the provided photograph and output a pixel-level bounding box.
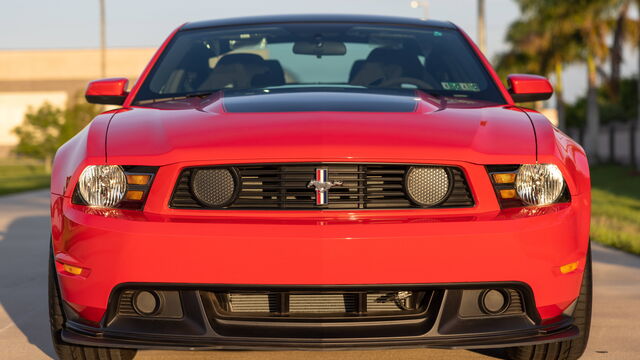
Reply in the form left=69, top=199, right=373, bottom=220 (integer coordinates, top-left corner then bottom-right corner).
left=0, top=0, right=638, bottom=102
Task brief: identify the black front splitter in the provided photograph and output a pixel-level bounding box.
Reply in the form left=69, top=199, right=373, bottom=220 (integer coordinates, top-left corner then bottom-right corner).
left=61, top=324, right=578, bottom=351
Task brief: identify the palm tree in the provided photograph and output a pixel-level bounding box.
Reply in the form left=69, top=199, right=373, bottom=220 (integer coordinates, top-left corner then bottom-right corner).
left=635, top=1, right=640, bottom=129
left=566, top=0, right=619, bottom=158
left=99, top=0, right=107, bottom=78
left=636, top=0, right=640, bottom=169
left=498, top=0, right=626, bottom=159
left=496, top=2, right=581, bottom=129
left=609, top=0, right=631, bottom=100
left=477, top=0, right=487, bottom=53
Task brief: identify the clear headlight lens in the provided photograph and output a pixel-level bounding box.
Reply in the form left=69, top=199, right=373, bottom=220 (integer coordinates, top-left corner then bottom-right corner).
left=78, top=165, right=127, bottom=207
left=515, top=164, right=564, bottom=206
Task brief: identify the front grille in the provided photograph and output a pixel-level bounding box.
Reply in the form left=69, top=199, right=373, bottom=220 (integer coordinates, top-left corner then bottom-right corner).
left=170, top=163, right=474, bottom=210
left=201, top=288, right=441, bottom=338
left=206, top=290, right=435, bottom=318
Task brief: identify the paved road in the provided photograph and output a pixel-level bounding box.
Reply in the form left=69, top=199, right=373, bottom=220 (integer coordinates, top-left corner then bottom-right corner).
left=0, top=190, right=638, bottom=360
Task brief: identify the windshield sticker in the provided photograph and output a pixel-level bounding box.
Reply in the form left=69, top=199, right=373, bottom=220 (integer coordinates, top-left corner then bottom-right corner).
left=441, top=82, right=481, bottom=92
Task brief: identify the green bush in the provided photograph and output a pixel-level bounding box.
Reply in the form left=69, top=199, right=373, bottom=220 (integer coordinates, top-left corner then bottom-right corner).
left=12, top=98, right=102, bottom=170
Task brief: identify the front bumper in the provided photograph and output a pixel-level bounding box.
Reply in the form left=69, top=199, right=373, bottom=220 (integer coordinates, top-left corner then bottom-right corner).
left=62, top=326, right=578, bottom=351
left=60, top=284, right=579, bottom=350
left=52, top=191, right=589, bottom=326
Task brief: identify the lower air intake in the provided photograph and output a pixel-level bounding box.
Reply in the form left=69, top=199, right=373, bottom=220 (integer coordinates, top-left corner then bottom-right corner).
left=213, top=290, right=432, bottom=317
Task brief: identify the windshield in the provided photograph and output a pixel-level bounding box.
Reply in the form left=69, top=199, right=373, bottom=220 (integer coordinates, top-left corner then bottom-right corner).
left=134, top=23, right=505, bottom=104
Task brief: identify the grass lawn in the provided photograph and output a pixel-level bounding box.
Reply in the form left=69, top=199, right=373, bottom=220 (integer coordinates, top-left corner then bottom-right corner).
left=590, top=164, right=640, bottom=255
left=0, top=159, right=50, bottom=196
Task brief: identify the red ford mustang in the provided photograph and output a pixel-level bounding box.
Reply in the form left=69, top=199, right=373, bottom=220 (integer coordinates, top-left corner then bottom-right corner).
left=48, top=15, right=592, bottom=360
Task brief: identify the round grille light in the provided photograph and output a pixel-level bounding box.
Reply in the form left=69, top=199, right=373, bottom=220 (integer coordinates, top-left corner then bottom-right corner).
left=405, top=166, right=451, bottom=207
left=191, top=168, right=237, bottom=207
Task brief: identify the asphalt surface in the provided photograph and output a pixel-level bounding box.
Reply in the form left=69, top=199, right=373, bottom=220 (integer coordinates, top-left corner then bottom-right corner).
left=0, top=189, right=638, bottom=360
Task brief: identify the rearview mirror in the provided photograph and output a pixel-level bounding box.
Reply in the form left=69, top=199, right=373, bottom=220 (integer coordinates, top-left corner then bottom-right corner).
left=85, top=78, right=129, bottom=105
left=507, top=74, right=553, bottom=103
left=293, top=41, right=347, bottom=56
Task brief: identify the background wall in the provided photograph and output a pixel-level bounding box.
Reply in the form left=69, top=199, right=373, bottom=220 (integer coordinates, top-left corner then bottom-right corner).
left=0, top=47, right=154, bottom=155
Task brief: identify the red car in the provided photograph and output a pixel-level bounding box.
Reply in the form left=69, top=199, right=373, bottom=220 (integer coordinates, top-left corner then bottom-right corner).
left=49, top=15, right=592, bottom=360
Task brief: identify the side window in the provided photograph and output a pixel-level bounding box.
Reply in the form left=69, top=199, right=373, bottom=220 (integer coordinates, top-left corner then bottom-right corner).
left=150, top=41, right=218, bottom=94
left=425, top=40, right=490, bottom=92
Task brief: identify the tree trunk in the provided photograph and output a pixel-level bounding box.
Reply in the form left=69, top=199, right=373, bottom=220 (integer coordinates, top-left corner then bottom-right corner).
left=477, top=0, right=487, bottom=53
left=99, top=0, right=107, bottom=78
left=555, top=62, right=566, bottom=131
left=533, top=101, right=543, bottom=111
left=610, top=1, right=630, bottom=101
left=636, top=0, right=640, bottom=169
left=585, top=54, right=600, bottom=162
left=637, top=0, right=640, bottom=128
left=44, top=154, right=52, bottom=174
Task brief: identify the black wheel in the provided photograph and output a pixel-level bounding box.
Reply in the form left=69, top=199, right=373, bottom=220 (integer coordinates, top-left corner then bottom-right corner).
left=506, top=245, right=592, bottom=360
left=49, top=246, right=137, bottom=360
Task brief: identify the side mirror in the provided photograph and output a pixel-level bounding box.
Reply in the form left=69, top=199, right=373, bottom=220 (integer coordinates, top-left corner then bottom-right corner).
left=507, top=74, right=553, bottom=103
left=85, top=78, right=129, bottom=105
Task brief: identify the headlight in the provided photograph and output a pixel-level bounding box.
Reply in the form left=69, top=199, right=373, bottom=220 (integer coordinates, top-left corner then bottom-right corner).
left=515, top=164, right=564, bottom=206
left=487, top=164, right=568, bottom=208
left=77, top=165, right=127, bottom=207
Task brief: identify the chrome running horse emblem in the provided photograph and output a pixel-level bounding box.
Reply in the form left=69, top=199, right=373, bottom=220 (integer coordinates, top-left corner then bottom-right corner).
left=307, top=168, right=343, bottom=205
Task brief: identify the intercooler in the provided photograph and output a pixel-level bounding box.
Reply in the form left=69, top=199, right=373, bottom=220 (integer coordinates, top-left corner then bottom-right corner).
left=210, top=290, right=431, bottom=317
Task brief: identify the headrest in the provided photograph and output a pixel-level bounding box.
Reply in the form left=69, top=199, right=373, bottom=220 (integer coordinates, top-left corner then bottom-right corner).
left=367, top=48, right=416, bottom=63
left=217, top=53, right=266, bottom=66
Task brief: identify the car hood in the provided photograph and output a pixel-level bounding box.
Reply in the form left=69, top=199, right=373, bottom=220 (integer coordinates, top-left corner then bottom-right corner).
left=106, top=91, right=536, bottom=165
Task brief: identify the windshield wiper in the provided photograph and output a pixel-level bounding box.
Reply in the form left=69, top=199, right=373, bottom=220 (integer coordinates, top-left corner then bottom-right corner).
left=417, top=89, right=448, bottom=109
left=184, top=90, right=221, bottom=98
left=135, top=90, right=222, bottom=105
left=416, top=89, right=442, bottom=98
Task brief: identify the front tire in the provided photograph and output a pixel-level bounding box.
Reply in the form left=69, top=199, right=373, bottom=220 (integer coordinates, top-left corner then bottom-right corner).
left=506, top=245, right=593, bottom=360
left=49, top=246, right=137, bottom=360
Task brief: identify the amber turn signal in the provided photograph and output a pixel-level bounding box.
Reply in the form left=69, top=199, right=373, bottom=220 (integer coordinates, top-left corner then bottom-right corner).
left=125, top=190, right=145, bottom=201
left=499, top=189, right=517, bottom=199
left=493, top=173, right=516, bottom=184
left=63, top=263, right=84, bottom=275
left=560, top=261, right=579, bottom=274
left=126, top=174, right=151, bottom=185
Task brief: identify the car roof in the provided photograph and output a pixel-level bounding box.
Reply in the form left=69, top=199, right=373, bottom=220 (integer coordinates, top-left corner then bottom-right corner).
left=182, top=14, right=456, bottom=31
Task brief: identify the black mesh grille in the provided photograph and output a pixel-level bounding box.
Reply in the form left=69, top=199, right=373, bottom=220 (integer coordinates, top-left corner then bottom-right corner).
left=191, top=168, right=236, bottom=207
left=405, top=167, right=450, bottom=206
left=170, top=163, right=474, bottom=210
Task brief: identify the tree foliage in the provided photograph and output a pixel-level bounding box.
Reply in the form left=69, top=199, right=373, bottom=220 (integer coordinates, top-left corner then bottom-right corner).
left=12, top=98, right=102, bottom=166
left=566, top=76, right=638, bottom=127
left=497, top=0, right=626, bottom=79
left=496, top=0, right=637, bottom=137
